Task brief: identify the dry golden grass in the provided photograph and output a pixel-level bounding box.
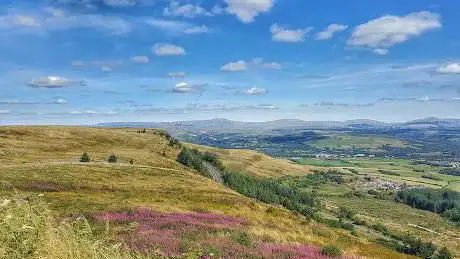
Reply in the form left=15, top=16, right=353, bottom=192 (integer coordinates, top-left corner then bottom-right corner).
left=0, top=126, right=413, bottom=258
left=189, top=144, right=313, bottom=177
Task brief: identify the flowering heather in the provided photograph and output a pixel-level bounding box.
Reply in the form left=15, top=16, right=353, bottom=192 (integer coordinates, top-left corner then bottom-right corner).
left=95, top=209, right=246, bottom=256
left=29, top=182, right=60, bottom=192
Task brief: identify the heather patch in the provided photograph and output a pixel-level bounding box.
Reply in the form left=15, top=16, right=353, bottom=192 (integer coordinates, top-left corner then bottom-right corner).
left=95, top=209, right=246, bottom=256
left=94, top=209, right=344, bottom=258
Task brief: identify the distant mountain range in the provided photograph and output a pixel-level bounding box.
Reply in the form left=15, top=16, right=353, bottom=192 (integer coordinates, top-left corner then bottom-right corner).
left=96, top=117, right=460, bottom=132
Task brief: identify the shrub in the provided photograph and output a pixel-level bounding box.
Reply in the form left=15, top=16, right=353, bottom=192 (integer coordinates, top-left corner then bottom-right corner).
left=202, top=152, right=225, bottom=171
left=177, top=148, right=204, bottom=173
left=422, top=174, right=442, bottom=181
left=321, top=245, right=342, bottom=257
left=368, top=189, right=380, bottom=196
left=438, top=168, right=460, bottom=176
left=79, top=152, right=91, bottom=162
left=338, top=207, right=355, bottom=220
left=436, top=246, right=454, bottom=259
left=372, top=222, right=391, bottom=236
left=232, top=232, right=252, bottom=247
left=129, top=159, right=134, bottom=165
left=107, top=154, right=118, bottom=163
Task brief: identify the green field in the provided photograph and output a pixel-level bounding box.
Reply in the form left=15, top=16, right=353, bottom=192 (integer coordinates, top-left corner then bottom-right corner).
left=295, top=158, right=354, bottom=167
left=296, top=157, right=460, bottom=191
left=310, top=133, right=412, bottom=150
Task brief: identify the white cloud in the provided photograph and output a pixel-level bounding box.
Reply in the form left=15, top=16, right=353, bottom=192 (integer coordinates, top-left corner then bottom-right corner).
left=54, top=98, right=68, bottom=104
left=437, top=63, right=460, bottom=74
left=270, top=23, right=312, bottom=43
left=11, top=15, right=41, bottom=27
left=164, top=0, right=213, bottom=18
left=242, top=87, right=267, bottom=96
left=145, top=19, right=211, bottom=35
left=373, top=48, right=389, bottom=55
left=221, top=60, right=248, bottom=72
left=172, top=82, right=203, bottom=93
left=0, top=110, right=11, bottom=114
left=168, top=72, right=187, bottom=77
left=225, top=0, right=274, bottom=23
left=28, top=76, right=79, bottom=88
left=347, top=11, right=441, bottom=54
left=153, top=43, right=186, bottom=56
left=316, top=24, right=348, bottom=40
left=131, top=56, right=150, bottom=64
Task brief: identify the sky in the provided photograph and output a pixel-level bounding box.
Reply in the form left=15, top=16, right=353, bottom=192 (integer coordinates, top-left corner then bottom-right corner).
left=0, top=0, right=460, bottom=125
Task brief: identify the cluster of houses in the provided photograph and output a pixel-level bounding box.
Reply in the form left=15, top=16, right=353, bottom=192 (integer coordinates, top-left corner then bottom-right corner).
left=313, top=153, right=375, bottom=159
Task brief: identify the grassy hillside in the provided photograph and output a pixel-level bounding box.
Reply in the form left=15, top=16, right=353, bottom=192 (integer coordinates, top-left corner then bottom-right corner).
left=0, top=126, right=410, bottom=258
left=190, top=144, right=312, bottom=177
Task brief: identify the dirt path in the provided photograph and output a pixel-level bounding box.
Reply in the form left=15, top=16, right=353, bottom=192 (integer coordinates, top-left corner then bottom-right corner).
left=202, top=161, right=224, bottom=184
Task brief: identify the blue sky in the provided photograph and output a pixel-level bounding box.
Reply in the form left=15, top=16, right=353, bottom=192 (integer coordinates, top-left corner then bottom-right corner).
left=1, top=0, right=460, bottom=124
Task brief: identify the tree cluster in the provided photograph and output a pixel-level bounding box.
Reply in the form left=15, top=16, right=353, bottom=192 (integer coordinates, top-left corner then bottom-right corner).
left=396, top=188, right=460, bottom=223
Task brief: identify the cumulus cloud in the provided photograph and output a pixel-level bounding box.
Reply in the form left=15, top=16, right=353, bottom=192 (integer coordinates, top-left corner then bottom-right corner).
left=172, top=82, right=204, bottom=94
left=167, top=72, right=187, bottom=77
left=221, top=60, right=248, bottom=72
left=53, top=98, right=68, bottom=104
left=437, top=63, right=460, bottom=74
left=347, top=11, right=441, bottom=54
left=145, top=19, right=212, bottom=35
left=241, top=87, right=267, bottom=96
left=153, top=43, right=186, bottom=56
left=225, top=0, right=274, bottom=23
left=316, top=24, right=348, bottom=40
left=28, top=76, right=81, bottom=88
left=270, top=24, right=312, bottom=43
left=164, top=0, right=214, bottom=18
left=131, top=56, right=150, bottom=64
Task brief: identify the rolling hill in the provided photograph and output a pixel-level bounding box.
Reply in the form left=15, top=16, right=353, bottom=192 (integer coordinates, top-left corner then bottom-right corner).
left=0, top=126, right=416, bottom=258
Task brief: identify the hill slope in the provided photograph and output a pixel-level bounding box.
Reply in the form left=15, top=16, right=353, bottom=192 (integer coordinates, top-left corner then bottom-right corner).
left=0, top=127, right=413, bottom=258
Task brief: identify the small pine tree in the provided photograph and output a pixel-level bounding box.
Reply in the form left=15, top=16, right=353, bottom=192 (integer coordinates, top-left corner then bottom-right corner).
left=107, top=154, right=118, bottom=163
left=79, top=152, right=91, bottom=162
